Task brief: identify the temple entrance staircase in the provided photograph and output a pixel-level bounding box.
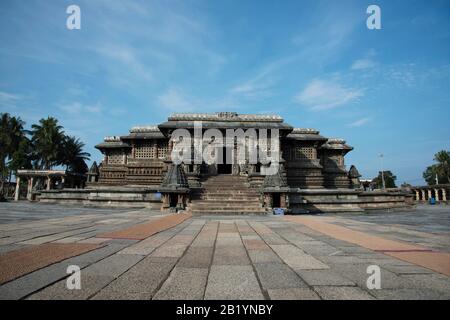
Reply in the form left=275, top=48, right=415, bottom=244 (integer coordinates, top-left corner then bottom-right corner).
left=187, top=175, right=267, bottom=215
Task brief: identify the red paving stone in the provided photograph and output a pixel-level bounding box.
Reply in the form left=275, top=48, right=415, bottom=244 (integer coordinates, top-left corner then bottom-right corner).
left=385, top=251, right=450, bottom=277
left=96, top=213, right=192, bottom=240
left=0, top=243, right=102, bottom=285
left=285, top=216, right=450, bottom=277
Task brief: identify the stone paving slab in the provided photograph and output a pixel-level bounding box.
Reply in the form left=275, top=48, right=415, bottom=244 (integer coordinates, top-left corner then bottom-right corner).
left=91, top=257, right=178, bottom=299
left=27, top=274, right=115, bottom=300
left=0, top=243, right=101, bottom=285
left=314, top=286, right=375, bottom=300
left=248, top=249, right=283, bottom=264
left=83, top=253, right=144, bottom=278
left=177, top=247, right=214, bottom=268
left=212, top=245, right=251, bottom=265
left=295, top=269, right=356, bottom=286
left=96, top=213, right=192, bottom=240
left=267, top=288, right=321, bottom=300
left=385, top=251, right=450, bottom=277
left=270, top=244, right=329, bottom=270
left=204, top=265, right=264, bottom=300
left=153, top=267, right=208, bottom=300
left=369, top=288, right=450, bottom=300
left=254, top=263, right=308, bottom=290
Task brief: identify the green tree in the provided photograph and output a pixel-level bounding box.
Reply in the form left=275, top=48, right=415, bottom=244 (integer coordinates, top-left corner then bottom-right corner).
left=8, top=138, right=33, bottom=173
left=0, top=113, right=27, bottom=199
left=31, top=117, right=65, bottom=169
left=60, top=136, right=90, bottom=174
left=423, top=150, right=450, bottom=185
left=372, top=170, right=397, bottom=189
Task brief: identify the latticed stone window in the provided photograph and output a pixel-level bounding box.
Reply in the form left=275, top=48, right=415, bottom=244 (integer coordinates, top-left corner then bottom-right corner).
left=135, top=141, right=156, bottom=159
left=107, top=150, right=124, bottom=164
left=158, top=141, right=169, bottom=159
left=294, top=147, right=316, bottom=160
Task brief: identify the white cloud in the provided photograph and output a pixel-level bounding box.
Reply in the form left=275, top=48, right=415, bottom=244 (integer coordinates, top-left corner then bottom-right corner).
left=59, top=102, right=103, bottom=115
left=157, top=89, right=195, bottom=111
left=348, top=117, right=371, bottom=127
left=0, top=91, right=22, bottom=107
left=230, top=57, right=294, bottom=99
left=351, top=59, right=377, bottom=70
left=296, top=79, right=364, bottom=111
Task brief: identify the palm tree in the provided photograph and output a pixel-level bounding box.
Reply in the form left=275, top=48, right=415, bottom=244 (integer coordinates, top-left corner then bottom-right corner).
left=31, top=117, right=65, bottom=169
left=0, top=113, right=26, bottom=199
left=61, top=136, right=91, bottom=173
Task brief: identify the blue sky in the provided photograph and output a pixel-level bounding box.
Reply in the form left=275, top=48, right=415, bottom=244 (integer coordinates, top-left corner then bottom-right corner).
left=1, top=0, right=449, bottom=185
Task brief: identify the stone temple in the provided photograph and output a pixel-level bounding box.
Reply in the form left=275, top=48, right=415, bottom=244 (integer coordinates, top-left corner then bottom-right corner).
left=39, top=112, right=413, bottom=213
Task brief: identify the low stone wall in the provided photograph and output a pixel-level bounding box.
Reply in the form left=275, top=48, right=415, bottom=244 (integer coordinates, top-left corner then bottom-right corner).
left=358, top=190, right=414, bottom=210
left=287, top=188, right=413, bottom=214
left=38, top=186, right=162, bottom=209
left=288, top=189, right=363, bottom=213
left=36, top=186, right=413, bottom=213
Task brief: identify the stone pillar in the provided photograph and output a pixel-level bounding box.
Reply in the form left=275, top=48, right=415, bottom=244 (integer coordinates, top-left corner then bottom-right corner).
left=428, top=189, right=432, bottom=200
left=27, top=177, right=34, bottom=201
left=177, top=194, right=184, bottom=210
left=264, top=193, right=272, bottom=208
left=61, top=177, right=65, bottom=188
left=14, top=176, right=21, bottom=201
left=434, top=189, right=440, bottom=201
left=47, top=177, right=51, bottom=190
left=161, top=193, right=170, bottom=211
left=123, top=153, right=127, bottom=164
left=280, top=193, right=287, bottom=208
left=442, top=189, right=447, bottom=202
left=415, top=190, right=420, bottom=201
left=421, top=189, right=426, bottom=201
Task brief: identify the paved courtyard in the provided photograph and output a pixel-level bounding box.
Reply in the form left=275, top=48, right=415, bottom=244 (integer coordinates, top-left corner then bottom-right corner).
left=0, top=202, right=449, bottom=300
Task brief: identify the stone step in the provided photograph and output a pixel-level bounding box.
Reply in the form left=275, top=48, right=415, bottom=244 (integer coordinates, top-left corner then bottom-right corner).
left=198, top=191, right=259, bottom=195
left=191, top=175, right=262, bottom=215
left=188, top=209, right=268, bottom=215
left=190, top=202, right=261, bottom=210
left=196, top=196, right=259, bottom=200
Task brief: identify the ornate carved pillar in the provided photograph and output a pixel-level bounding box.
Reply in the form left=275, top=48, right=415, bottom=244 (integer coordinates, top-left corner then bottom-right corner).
left=177, top=194, right=185, bottom=209
left=427, top=189, right=432, bottom=200
left=414, top=190, right=419, bottom=201
left=442, top=189, right=447, bottom=202
left=161, top=194, right=170, bottom=211
left=14, top=177, right=20, bottom=201
left=421, top=189, right=426, bottom=201
left=47, top=177, right=51, bottom=190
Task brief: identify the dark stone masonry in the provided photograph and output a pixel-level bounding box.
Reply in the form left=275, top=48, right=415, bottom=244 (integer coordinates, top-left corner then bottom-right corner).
left=36, top=112, right=413, bottom=213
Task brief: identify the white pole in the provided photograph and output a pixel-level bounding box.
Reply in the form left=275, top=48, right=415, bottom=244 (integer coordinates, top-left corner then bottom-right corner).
left=379, top=154, right=386, bottom=189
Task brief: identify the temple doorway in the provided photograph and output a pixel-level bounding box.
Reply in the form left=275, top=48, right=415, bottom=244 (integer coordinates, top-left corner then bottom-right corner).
left=217, top=146, right=232, bottom=174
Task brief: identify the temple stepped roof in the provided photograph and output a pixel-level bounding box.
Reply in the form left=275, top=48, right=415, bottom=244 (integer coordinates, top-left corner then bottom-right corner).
left=321, top=138, right=353, bottom=151
left=286, top=128, right=327, bottom=141
left=168, top=112, right=283, bottom=122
